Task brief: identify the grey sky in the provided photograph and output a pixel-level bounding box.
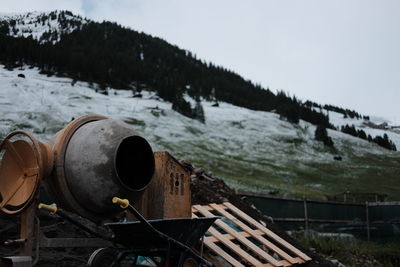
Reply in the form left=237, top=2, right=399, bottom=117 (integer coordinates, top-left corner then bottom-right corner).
left=1, top=0, right=399, bottom=121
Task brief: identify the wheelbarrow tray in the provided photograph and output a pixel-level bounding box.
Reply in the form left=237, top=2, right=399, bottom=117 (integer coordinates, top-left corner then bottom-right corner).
left=105, top=217, right=216, bottom=250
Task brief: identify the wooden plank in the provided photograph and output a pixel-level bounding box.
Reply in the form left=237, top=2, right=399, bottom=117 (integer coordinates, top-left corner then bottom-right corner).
left=207, top=226, right=263, bottom=266
left=192, top=205, right=228, bottom=213
left=210, top=203, right=299, bottom=265
left=223, top=202, right=311, bottom=261
left=205, top=236, right=295, bottom=267
left=192, top=213, right=263, bottom=266
left=203, top=238, right=246, bottom=267
left=293, top=257, right=305, bottom=264
left=194, top=205, right=284, bottom=267
left=205, top=229, right=265, bottom=242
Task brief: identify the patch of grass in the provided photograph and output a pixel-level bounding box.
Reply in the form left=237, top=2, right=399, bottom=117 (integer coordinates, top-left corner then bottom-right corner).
left=230, top=121, right=244, bottom=129
left=185, top=126, right=204, bottom=136
left=148, top=121, right=400, bottom=200
left=15, top=123, right=32, bottom=129
left=293, top=231, right=400, bottom=267
left=149, top=107, right=166, bottom=117
left=171, top=140, right=400, bottom=200
left=277, top=136, right=304, bottom=146
left=123, top=118, right=146, bottom=127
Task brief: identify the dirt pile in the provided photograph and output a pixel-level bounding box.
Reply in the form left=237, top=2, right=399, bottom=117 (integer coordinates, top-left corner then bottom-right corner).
left=180, top=159, right=334, bottom=267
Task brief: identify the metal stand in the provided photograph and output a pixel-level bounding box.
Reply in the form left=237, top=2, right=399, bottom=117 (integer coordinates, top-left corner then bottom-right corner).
left=3, top=202, right=111, bottom=266
left=19, top=204, right=36, bottom=257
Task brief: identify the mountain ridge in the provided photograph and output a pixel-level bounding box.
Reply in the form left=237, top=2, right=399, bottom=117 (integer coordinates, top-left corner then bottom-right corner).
left=0, top=10, right=88, bottom=43
left=0, top=10, right=346, bottom=131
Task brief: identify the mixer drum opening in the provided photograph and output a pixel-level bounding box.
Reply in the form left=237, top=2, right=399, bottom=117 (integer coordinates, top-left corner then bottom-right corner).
left=115, top=136, right=155, bottom=191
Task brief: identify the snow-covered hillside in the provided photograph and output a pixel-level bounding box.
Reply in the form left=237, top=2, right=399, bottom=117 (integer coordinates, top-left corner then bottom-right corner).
left=0, top=11, right=88, bottom=43
left=1, top=65, right=399, bottom=199
left=325, top=109, right=400, bottom=149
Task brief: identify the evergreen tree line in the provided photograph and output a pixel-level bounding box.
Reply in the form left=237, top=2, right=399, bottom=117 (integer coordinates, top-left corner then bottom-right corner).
left=304, top=101, right=369, bottom=120
left=341, top=124, right=397, bottom=151
left=0, top=18, right=331, bottom=127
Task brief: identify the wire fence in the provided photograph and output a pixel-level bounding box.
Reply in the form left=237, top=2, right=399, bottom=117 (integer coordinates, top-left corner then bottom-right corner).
left=239, top=191, right=400, bottom=241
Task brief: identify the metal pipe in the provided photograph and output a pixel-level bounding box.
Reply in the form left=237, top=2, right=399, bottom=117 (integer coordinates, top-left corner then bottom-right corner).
left=38, top=203, right=112, bottom=240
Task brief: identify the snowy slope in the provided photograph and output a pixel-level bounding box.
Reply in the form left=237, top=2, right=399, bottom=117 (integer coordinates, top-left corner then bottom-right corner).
left=1, top=65, right=400, bottom=199
left=325, top=109, right=400, bottom=149
left=0, top=11, right=88, bottom=43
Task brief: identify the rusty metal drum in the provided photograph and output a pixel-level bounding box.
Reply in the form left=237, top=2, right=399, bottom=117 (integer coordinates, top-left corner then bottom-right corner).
left=46, top=115, right=155, bottom=221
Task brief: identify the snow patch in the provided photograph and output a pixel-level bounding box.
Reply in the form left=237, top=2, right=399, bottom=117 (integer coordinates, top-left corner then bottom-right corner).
left=0, top=11, right=89, bottom=44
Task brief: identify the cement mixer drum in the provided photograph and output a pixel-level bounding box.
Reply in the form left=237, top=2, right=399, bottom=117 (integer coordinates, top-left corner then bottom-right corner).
left=47, top=115, right=155, bottom=221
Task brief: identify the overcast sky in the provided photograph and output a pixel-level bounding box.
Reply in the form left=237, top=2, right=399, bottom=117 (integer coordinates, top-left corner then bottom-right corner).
left=1, top=0, right=399, bottom=121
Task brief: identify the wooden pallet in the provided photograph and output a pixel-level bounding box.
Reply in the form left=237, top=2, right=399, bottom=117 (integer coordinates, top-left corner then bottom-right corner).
left=192, top=202, right=311, bottom=267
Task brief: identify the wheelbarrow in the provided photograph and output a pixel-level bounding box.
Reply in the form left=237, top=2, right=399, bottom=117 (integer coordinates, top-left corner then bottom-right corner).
left=38, top=197, right=217, bottom=267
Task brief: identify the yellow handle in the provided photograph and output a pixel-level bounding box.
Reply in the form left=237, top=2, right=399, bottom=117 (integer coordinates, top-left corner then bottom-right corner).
left=112, top=197, right=129, bottom=209
left=38, top=203, right=58, bottom=213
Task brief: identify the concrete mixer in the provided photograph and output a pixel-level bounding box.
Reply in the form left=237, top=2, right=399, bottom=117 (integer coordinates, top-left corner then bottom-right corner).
left=0, top=115, right=215, bottom=267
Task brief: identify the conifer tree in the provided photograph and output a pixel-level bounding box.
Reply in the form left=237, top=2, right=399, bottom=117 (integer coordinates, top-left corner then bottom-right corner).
left=315, top=125, right=334, bottom=147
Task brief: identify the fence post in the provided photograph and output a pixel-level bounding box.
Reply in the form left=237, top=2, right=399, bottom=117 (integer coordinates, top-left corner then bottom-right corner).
left=365, top=201, right=370, bottom=241
left=303, top=198, right=309, bottom=231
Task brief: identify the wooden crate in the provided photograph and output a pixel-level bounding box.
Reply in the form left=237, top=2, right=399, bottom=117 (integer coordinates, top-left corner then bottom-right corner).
left=192, top=202, right=311, bottom=267
left=135, top=152, right=192, bottom=219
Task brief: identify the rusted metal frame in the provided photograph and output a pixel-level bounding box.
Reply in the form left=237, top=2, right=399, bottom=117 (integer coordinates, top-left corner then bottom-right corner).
left=4, top=203, right=40, bottom=264
left=19, top=203, right=36, bottom=256
left=33, top=215, right=40, bottom=266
